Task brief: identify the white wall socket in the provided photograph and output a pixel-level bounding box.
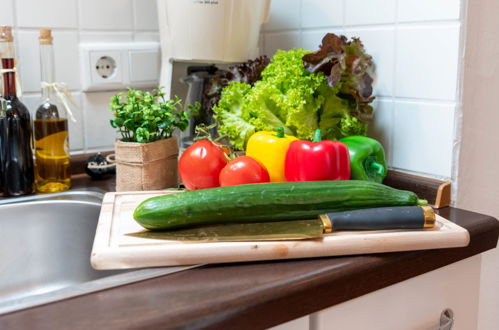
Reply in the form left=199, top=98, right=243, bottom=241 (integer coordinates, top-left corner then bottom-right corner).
left=80, top=42, right=160, bottom=92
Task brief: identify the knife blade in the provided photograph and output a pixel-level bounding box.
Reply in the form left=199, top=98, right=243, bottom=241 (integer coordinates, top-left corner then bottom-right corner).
left=127, top=205, right=435, bottom=242
left=128, top=219, right=326, bottom=241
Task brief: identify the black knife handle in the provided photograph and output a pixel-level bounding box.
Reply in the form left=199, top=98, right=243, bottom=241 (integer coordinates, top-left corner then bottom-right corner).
left=326, top=206, right=435, bottom=231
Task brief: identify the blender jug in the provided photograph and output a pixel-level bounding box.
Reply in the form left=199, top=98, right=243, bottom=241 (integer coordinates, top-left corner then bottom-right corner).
left=180, top=66, right=218, bottom=150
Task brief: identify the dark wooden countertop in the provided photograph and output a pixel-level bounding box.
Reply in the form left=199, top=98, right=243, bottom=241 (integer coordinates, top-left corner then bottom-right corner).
left=1, top=174, right=498, bottom=330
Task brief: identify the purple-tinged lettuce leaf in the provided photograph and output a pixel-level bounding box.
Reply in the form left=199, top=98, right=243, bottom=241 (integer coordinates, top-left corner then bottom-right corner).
left=303, top=33, right=375, bottom=123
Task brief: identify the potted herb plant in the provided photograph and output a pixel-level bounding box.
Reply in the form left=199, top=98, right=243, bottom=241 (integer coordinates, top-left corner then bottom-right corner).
left=109, top=87, right=191, bottom=191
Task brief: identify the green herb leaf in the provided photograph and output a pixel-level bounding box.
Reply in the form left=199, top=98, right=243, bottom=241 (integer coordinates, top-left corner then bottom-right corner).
left=108, top=87, right=191, bottom=143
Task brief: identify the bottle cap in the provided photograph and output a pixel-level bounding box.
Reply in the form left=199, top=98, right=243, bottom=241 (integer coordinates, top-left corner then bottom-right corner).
left=0, top=26, right=13, bottom=43
left=39, top=29, right=53, bottom=45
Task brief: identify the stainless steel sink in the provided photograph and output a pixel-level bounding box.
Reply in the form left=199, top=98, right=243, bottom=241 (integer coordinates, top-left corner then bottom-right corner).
left=0, top=189, right=198, bottom=315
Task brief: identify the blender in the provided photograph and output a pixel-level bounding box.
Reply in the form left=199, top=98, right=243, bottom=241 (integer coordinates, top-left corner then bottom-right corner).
left=156, top=0, right=271, bottom=149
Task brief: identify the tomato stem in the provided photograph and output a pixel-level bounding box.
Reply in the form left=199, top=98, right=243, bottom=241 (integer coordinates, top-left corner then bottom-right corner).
left=194, top=124, right=236, bottom=161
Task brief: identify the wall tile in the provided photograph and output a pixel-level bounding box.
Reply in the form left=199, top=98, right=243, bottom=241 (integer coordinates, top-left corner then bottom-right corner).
left=392, top=101, right=455, bottom=177
left=301, top=0, right=343, bottom=28
left=20, top=93, right=40, bottom=118
left=345, top=0, right=396, bottom=26
left=133, top=0, right=159, bottom=31
left=398, top=0, right=461, bottom=23
left=53, top=31, right=80, bottom=91
left=17, top=30, right=41, bottom=93
left=369, top=98, right=393, bottom=165
left=82, top=91, right=119, bottom=150
left=301, top=29, right=343, bottom=51
left=17, top=30, right=81, bottom=93
left=395, top=24, right=460, bottom=101
left=264, top=31, right=301, bottom=56
left=258, top=32, right=265, bottom=56
left=68, top=92, right=84, bottom=151
left=80, top=0, right=133, bottom=31
left=134, top=32, right=160, bottom=42
left=263, top=0, right=300, bottom=31
left=345, top=27, right=395, bottom=97
left=16, top=0, right=78, bottom=28
left=0, top=0, right=14, bottom=26
left=79, top=32, right=134, bottom=43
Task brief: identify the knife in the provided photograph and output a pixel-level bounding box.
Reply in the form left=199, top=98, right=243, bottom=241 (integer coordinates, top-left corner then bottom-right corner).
left=127, top=205, right=436, bottom=242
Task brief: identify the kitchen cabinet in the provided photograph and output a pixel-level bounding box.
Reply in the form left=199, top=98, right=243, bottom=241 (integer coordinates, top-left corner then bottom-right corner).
left=274, top=255, right=480, bottom=330
left=311, top=255, right=479, bottom=330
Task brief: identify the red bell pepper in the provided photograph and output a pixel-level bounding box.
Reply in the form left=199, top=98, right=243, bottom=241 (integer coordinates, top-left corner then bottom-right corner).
left=285, top=129, right=350, bottom=181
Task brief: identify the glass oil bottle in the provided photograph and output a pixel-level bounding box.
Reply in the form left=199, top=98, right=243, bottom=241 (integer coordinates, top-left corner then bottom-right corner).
left=0, top=26, right=35, bottom=196
left=34, top=29, right=70, bottom=193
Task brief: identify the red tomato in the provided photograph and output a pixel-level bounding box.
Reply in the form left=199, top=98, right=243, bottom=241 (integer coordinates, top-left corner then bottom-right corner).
left=219, top=156, right=270, bottom=187
left=179, top=140, right=228, bottom=190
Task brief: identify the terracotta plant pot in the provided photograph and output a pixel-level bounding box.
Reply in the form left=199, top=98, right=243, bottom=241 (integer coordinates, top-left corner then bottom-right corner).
left=114, top=136, right=179, bottom=191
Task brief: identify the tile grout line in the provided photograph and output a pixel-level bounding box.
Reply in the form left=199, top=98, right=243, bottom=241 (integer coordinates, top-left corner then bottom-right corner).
left=14, top=27, right=156, bottom=34
left=265, top=19, right=461, bottom=34
left=131, top=0, right=137, bottom=41
left=76, top=0, right=88, bottom=154
left=450, top=0, right=469, bottom=205
left=11, top=0, right=20, bottom=97
left=377, top=96, right=457, bottom=106
left=75, top=0, right=86, bottom=154
left=388, top=0, right=399, bottom=167
left=341, top=0, right=346, bottom=33
left=298, top=0, right=303, bottom=47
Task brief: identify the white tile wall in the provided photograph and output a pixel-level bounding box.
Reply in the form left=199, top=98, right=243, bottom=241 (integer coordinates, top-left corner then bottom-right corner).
left=79, top=0, right=134, bottom=31
left=398, top=0, right=461, bottom=22
left=52, top=31, right=80, bottom=91
left=79, top=32, right=134, bottom=43
left=17, top=30, right=41, bottom=93
left=20, top=93, right=41, bottom=118
left=391, top=101, right=455, bottom=177
left=301, top=29, right=343, bottom=51
left=16, top=0, right=78, bottom=28
left=344, top=27, right=395, bottom=97
left=6, top=0, right=463, bottom=178
left=263, top=0, right=301, bottom=31
left=132, top=0, right=159, bottom=31
left=261, top=0, right=462, bottom=178
left=134, top=32, right=160, bottom=42
left=368, top=98, right=394, bottom=164
left=82, top=91, right=120, bottom=151
left=345, top=0, right=396, bottom=26
left=0, top=0, right=14, bottom=26
left=6, top=0, right=159, bottom=153
left=264, top=31, right=301, bottom=56
left=301, top=0, right=343, bottom=28
left=68, top=93, right=84, bottom=151
left=395, top=24, right=460, bottom=101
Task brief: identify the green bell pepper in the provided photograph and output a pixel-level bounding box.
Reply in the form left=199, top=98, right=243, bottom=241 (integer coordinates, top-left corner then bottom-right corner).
left=339, top=136, right=387, bottom=183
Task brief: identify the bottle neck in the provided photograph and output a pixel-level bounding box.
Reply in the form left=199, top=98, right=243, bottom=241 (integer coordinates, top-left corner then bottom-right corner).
left=0, top=40, right=17, bottom=98
left=40, top=43, right=55, bottom=99
left=1, top=58, right=17, bottom=98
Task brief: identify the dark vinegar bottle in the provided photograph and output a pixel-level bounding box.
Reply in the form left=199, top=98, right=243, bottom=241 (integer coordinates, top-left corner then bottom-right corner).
left=0, top=26, right=34, bottom=196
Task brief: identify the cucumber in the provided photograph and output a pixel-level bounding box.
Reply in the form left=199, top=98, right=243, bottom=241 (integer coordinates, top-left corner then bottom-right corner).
left=133, top=180, right=426, bottom=231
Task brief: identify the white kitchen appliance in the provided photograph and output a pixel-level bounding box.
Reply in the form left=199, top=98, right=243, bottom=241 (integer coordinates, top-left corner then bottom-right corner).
left=156, top=0, right=271, bottom=97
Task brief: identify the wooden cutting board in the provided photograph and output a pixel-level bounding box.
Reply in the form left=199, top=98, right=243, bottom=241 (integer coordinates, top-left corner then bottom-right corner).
left=90, top=190, right=470, bottom=270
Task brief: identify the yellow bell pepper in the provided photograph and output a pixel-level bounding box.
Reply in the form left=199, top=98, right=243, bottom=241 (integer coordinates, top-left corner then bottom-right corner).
left=246, top=127, right=298, bottom=182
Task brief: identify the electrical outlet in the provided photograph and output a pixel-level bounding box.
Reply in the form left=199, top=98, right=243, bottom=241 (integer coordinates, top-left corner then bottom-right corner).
left=96, top=56, right=117, bottom=79
left=89, top=50, right=123, bottom=86
left=80, top=42, right=160, bottom=92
